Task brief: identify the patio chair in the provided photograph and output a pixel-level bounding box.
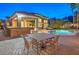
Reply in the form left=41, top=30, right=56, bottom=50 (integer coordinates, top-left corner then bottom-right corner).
left=32, top=39, right=41, bottom=55
left=31, top=39, right=39, bottom=54
left=31, top=39, right=55, bottom=55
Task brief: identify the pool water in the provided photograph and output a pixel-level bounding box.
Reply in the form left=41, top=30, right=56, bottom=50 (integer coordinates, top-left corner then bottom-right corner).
left=48, top=30, right=76, bottom=35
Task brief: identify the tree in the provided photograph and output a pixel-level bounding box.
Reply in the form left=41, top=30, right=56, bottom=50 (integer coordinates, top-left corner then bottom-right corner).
left=70, top=3, right=76, bottom=27
left=77, top=3, right=79, bottom=29
left=52, top=20, right=65, bottom=29
left=0, top=20, right=2, bottom=29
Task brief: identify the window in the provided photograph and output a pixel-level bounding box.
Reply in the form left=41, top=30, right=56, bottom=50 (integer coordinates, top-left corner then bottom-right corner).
left=21, top=20, right=24, bottom=28
left=38, top=23, right=42, bottom=27
left=38, top=18, right=42, bottom=22
left=12, top=19, right=17, bottom=28
left=44, top=20, right=48, bottom=23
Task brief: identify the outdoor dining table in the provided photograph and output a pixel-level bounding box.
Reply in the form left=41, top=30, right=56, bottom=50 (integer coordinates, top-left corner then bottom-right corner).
left=27, top=33, right=59, bottom=55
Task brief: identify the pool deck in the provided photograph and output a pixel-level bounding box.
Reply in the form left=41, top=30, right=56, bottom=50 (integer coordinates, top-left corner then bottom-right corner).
left=58, top=35, right=79, bottom=55
left=0, top=29, right=79, bottom=55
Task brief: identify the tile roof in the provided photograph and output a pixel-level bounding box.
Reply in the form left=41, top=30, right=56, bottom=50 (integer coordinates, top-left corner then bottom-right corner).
left=12, top=11, right=48, bottom=19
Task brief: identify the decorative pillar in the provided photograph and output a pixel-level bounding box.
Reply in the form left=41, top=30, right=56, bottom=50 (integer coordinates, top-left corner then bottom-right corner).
left=34, top=19, right=38, bottom=31
left=42, top=19, right=44, bottom=29
left=17, top=17, right=21, bottom=28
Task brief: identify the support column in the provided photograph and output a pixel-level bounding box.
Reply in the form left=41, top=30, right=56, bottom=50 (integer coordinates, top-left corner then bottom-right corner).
left=34, top=19, right=38, bottom=31
left=17, top=17, right=21, bottom=28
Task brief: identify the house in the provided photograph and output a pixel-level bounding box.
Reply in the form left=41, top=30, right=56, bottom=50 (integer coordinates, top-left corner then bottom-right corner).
left=62, top=22, right=73, bottom=28
left=48, top=18, right=56, bottom=29
left=0, top=20, right=6, bottom=29
left=0, top=20, right=2, bottom=29
left=4, top=11, right=48, bottom=37
left=10, top=11, right=48, bottom=30
left=5, top=17, right=11, bottom=28
left=75, top=11, right=79, bottom=28
left=48, top=18, right=56, bottom=25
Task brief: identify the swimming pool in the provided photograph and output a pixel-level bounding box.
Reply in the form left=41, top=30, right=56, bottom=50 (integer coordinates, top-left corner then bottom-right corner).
left=48, top=30, right=76, bottom=35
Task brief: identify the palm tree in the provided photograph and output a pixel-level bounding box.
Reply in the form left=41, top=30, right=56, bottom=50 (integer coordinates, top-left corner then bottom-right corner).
left=70, top=3, right=76, bottom=28
left=77, top=3, right=79, bottom=29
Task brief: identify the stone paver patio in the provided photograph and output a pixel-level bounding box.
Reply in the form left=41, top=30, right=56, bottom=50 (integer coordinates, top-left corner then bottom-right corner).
left=0, top=29, right=79, bottom=55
